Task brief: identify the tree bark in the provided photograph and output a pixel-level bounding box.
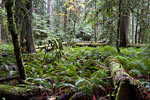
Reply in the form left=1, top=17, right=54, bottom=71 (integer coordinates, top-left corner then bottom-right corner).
left=20, top=0, right=36, bottom=53
left=1, top=23, right=5, bottom=42
left=141, top=27, right=145, bottom=44
left=55, top=0, right=60, bottom=32
left=116, top=0, right=121, bottom=53
left=94, top=0, right=98, bottom=43
left=63, top=8, right=67, bottom=32
left=1, top=0, right=8, bottom=42
left=47, top=0, right=51, bottom=27
left=5, top=0, right=26, bottom=80
left=135, top=22, right=138, bottom=44
left=138, top=26, right=141, bottom=44
left=132, top=14, right=135, bottom=44
left=119, top=0, right=130, bottom=47
left=25, top=0, right=36, bottom=53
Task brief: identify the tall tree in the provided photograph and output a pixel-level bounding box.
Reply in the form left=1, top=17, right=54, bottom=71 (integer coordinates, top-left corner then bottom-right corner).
left=1, top=0, right=8, bottom=42
left=55, top=0, right=61, bottom=32
left=116, top=0, right=122, bottom=53
left=94, top=0, right=98, bottom=43
left=119, top=0, right=130, bottom=47
left=63, top=8, right=67, bottom=32
left=20, top=0, right=35, bottom=53
left=5, top=0, right=26, bottom=80
left=132, top=14, right=135, bottom=44
left=47, top=0, right=51, bottom=27
left=135, top=21, right=138, bottom=44
left=25, top=0, right=35, bottom=53
left=135, top=9, right=139, bottom=44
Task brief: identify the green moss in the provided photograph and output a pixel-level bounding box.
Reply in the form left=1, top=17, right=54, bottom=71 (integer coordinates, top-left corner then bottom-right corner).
left=0, top=71, right=9, bottom=77
left=5, top=0, right=26, bottom=80
left=0, top=84, right=30, bottom=95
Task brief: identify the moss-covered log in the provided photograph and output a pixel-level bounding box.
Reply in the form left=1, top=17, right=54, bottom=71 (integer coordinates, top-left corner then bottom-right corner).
left=36, top=43, right=148, bottom=50
left=36, top=42, right=107, bottom=49
left=0, top=84, right=50, bottom=100
left=0, top=84, right=30, bottom=100
left=127, top=44, right=147, bottom=48
left=73, top=42, right=107, bottom=47
left=108, top=58, right=145, bottom=100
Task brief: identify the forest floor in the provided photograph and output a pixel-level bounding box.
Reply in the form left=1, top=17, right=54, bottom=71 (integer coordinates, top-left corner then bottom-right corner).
left=0, top=43, right=150, bottom=100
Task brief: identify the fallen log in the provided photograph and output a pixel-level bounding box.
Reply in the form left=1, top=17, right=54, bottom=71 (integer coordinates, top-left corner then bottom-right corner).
left=0, top=76, right=19, bottom=83
left=72, top=42, right=108, bottom=47
left=36, top=43, right=148, bottom=50
left=108, top=58, right=148, bottom=100
left=36, top=42, right=107, bottom=51
left=0, top=84, right=51, bottom=100
left=127, top=44, right=147, bottom=48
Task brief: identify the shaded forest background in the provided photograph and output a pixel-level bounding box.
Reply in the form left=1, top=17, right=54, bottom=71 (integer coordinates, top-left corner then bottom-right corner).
left=1, top=0, right=150, bottom=48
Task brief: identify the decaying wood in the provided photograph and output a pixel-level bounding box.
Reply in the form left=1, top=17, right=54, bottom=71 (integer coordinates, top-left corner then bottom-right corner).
left=36, top=42, right=108, bottom=50
left=108, top=58, right=146, bottom=100
left=72, top=42, right=108, bottom=47
left=36, top=43, right=148, bottom=52
left=127, top=44, right=147, bottom=48
left=0, top=76, right=19, bottom=83
left=0, top=84, right=51, bottom=100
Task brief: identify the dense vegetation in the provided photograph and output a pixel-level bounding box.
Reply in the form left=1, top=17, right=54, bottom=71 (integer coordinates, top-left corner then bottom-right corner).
left=0, top=0, right=150, bottom=100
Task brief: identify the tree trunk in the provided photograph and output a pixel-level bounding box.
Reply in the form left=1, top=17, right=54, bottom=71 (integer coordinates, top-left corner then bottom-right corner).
left=73, top=20, right=76, bottom=36
left=116, top=0, right=121, bottom=53
left=20, top=0, right=35, bottom=53
left=135, top=22, right=138, bottom=44
left=94, top=0, right=98, bottom=43
left=47, top=0, right=51, bottom=27
left=0, top=0, right=4, bottom=42
left=138, top=26, right=141, bottom=44
left=5, top=0, right=26, bottom=80
left=1, top=23, right=5, bottom=42
left=132, top=14, right=135, bottom=44
left=55, top=0, right=60, bottom=32
left=1, top=0, right=8, bottom=42
left=94, top=27, right=98, bottom=43
left=25, top=0, right=35, bottom=53
left=119, top=0, right=130, bottom=47
left=141, top=28, right=145, bottom=44
left=63, top=8, right=67, bottom=32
